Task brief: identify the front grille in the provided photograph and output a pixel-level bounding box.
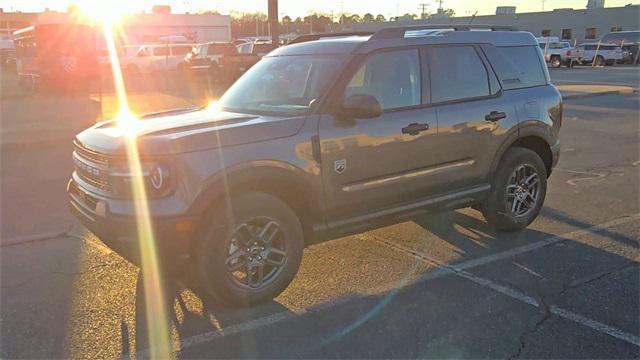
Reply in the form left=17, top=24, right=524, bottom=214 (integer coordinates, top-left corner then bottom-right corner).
left=73, top=141, right=112, bottom=192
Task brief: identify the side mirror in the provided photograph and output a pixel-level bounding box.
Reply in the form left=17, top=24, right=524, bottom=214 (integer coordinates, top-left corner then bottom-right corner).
left=342, top=94, right=382, bottom=119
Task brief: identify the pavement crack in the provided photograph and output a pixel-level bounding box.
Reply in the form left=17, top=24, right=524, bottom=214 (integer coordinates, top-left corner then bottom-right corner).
left=509, top=295, right=551, bottom=360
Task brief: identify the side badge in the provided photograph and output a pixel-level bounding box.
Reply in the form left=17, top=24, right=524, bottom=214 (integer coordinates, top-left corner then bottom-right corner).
left=334, top=159, right=347, bottom=174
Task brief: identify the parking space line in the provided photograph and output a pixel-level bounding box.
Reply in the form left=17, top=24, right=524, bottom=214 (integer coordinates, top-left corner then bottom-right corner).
left=372, top=217, right=640, bottom=347
left=135, top=213, right=639, bottom=356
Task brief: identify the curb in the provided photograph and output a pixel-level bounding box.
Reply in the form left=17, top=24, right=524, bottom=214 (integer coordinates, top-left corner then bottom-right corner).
left=562, top=88, right=639, bottom=100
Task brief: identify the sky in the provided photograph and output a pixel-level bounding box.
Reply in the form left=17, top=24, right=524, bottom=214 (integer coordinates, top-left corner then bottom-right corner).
left=1, top=0, right=639, bottom=18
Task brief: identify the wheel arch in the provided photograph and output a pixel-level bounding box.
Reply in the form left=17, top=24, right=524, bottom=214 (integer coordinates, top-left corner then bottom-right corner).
left=491, top=124, right=555, bottom=179
left=189, top=161, right=324, bottom=245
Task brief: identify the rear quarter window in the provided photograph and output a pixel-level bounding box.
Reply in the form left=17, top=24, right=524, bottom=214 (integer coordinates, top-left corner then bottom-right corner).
left=482, top=45, right=548, bottom=90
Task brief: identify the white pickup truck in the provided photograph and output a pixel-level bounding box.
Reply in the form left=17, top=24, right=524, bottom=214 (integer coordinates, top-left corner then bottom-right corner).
left=537, top=39, right=584, bottom=68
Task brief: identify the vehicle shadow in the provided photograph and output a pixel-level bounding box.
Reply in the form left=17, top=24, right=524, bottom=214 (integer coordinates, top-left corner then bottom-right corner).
left=129, top=269, right=292, bottom=356
left=126, top=207, right=639, bottom=358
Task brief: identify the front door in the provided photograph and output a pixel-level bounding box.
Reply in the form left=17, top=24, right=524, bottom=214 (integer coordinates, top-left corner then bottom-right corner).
left=319, top=48, right=439, bottom=222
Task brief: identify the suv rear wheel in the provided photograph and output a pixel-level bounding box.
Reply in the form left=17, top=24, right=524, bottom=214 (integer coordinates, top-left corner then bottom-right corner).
left=195, top=192, right=304, bottom=306
left=550, top=55, right=561, bottom=68
left=482, top=147, right=547, bottom=232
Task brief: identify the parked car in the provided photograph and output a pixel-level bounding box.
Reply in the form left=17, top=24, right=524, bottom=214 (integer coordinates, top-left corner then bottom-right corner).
left=69, top=26, right=562, bottom=306
left=573, top=43, right=624, bottom=66
left=538, top=40, right=581, bottom=68
left=600, top=31, right=640, bottom=63
left=185, top=41, right=262, bottom=84
left=13, top=23, right=99, bottom=91
left=185, top=42, right=237, bottom=71
left=0, top=48, right=16, bottom=70
left=236, top=41, right=274, bottom=58
left=122, top=43, right=195, bottom=74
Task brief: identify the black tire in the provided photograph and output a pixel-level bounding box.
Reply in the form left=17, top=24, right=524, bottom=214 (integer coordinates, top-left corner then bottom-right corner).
left=195, top=192, right=304, bottom=306
left=550, top=55, right=561, bottom=68
left=594, top=55, right=605, bottom=67
left=482, top=147, right=547, bottom=232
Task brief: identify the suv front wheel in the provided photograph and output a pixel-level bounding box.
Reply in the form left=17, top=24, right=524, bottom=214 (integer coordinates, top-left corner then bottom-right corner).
left=195, top=192, right=304, bottom=306
left=482, top=147, right=547, bottom=232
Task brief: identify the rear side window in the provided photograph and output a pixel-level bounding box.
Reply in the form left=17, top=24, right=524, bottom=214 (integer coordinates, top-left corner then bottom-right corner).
left=426, top=46, right=490, bottom=103
left=482, top=45, right=547, bottom=90
left=171, top=45, right=192, bottom=55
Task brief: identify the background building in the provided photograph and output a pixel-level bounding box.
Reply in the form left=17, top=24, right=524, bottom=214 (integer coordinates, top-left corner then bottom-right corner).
left=337, top=4, right=640, bottom=44
left=0, top=8, right=230, bottom=44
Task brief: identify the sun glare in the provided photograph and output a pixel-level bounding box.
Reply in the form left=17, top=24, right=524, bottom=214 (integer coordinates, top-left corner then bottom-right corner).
left=206, top=100, right=221, bottom=113
left=95, top=8, right=172, bottom=358
left=74, top=1, right=128, bottom=24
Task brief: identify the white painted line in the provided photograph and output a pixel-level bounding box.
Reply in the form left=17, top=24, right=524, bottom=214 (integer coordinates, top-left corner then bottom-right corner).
left=135, top=213, right=640, bottom=355
left=549, top=306, right=640, bottom=347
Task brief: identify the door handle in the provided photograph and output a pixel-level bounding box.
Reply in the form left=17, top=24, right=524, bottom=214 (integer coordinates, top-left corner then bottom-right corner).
left=485, top=111, right=507, bottom=122
left=401, top=122, right=429, bottom=136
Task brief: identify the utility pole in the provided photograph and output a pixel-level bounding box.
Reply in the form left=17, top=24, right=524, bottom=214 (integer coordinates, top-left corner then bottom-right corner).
left=541, top=0, right=546, bottom=11
left=268, top=0, right=279, bottom=48
left=436, top=0, right=444, bottom=13
left=418, top=3, right=429, bottom=19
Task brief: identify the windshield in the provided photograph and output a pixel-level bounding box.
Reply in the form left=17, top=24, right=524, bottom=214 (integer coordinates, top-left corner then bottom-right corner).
left=219, top=55, right=347, bottom=116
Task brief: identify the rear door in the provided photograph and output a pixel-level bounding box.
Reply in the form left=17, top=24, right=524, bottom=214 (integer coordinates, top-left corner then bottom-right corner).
left=426, top=45, right=517, bottom=191
left=319, top=48, right=440, bottom=221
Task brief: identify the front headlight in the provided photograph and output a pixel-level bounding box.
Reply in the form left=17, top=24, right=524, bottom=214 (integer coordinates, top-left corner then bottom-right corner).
left=110, top=161, right=173, bottom=198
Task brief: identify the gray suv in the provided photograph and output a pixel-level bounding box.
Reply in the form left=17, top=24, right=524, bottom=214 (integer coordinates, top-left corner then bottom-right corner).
left=68, top=26, right=562, bottom=306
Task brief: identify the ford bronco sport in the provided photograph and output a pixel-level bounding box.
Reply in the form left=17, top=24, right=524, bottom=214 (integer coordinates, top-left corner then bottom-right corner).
left=68, top=25, right=562, bottom=306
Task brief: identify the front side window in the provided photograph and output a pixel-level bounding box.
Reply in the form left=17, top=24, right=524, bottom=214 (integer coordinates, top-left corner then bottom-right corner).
left=427, top=46, right=490, bottom=103
left=153, top=46, right=170, bottom=56
left=219, top=55, right=347, bottom=116
left=345, top=49, right=421, bottom=110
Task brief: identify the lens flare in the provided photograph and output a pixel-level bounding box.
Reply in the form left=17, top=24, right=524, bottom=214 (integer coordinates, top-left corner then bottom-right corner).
left=101, top=19, right=172, bottom=358
left=74, top=1, right=127, bottom=25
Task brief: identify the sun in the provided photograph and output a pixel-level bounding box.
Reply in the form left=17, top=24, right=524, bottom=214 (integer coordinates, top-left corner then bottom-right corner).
left=73, top=1, right=128, bottom=24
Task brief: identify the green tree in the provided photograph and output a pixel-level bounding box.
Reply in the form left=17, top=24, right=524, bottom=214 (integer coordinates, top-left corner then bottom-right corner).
left=437, top=8, right=456, bottom=17
left=362, top=13, right=375, bottom=23
left=375, top=14, right=387, bottom=22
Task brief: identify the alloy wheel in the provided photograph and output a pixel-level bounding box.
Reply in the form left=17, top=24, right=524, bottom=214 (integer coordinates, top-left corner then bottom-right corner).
left=505, top=164, right=541, bottom=217
left=225, top=217, right=288, bottom=290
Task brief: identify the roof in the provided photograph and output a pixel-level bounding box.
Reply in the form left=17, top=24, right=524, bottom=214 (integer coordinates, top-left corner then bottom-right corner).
left=271, top=26, right=538, bottom=57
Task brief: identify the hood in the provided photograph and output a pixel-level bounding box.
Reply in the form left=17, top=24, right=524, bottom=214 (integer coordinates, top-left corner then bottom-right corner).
left=75, top=108, right=307, bottom=155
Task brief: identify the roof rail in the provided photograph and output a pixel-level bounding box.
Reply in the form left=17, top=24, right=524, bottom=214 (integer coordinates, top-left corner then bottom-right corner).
left=289, top=32, right=374, bottom=45
left=370, top=24, right=517, bottom=40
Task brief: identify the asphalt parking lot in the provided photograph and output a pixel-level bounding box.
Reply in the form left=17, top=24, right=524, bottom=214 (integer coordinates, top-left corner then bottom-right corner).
left=1, top=67, right=639, bottom=358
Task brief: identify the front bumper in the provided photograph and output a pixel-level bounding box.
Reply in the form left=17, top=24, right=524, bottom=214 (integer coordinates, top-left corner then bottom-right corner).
left=68, top=179, right=199, bottom=271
